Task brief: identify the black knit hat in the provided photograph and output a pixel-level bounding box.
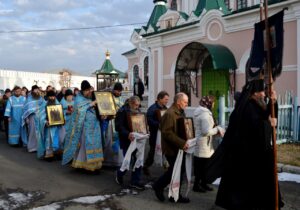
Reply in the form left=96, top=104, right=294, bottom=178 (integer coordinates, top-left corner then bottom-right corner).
left=31, top=85, right=39, bottom=91
left=47, top=90, right=56, bottom=97
left=65, top=89, right=73, bottom=97
left=81, top=80, right=91, bottom=91
left=113, top=82, right=123, bottom=91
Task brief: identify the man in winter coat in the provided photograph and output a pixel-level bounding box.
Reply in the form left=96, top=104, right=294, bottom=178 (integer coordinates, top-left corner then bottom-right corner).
left=133, top=77, right=144, bottom=101
left=144, top=91, right=169, bottom=175
left=152, top=92, right=190, bottom=203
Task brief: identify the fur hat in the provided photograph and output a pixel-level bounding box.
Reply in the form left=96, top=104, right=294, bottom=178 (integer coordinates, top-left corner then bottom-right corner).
left=65, top=89, right=73, bottom=97
left=46, top=90, right=56, bottom=97
left=81, top=80, right=91, bottom=91
left=113, top=82, right=123, bottom=91
left=31, top=85, right=39, bottom=91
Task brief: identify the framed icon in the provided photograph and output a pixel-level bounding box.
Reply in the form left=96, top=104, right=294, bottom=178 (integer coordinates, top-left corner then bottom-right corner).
left=177, top=117, right=195, bottom=141
left=94, top=91, right=117, bottom=116
left=46, top=104, right=65, bottom=126
left=128, top=113, right=148, bottom=134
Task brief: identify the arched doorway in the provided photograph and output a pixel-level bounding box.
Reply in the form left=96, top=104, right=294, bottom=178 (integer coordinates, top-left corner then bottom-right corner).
left=175, top=42, right=237, bottom=115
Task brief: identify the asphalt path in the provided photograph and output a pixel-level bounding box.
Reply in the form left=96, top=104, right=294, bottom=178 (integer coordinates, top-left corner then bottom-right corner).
left=0, top=132, right=299, bottom=210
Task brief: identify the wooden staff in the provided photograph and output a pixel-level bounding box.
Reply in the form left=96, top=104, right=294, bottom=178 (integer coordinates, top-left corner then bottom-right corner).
left=263, top=0, right=279, bottom=209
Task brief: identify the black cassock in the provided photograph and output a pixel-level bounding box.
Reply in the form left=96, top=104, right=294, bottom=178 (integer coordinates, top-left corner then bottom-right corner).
left=206, top=97, right=283, bottom=210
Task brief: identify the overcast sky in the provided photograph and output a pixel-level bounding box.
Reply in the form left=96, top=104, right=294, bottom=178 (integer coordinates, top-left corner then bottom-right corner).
left=0, top=0, right=154, bottom=75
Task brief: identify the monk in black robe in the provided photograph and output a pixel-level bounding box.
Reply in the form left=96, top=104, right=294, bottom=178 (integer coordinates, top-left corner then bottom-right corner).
left=207, top=79, right=283, bottom=210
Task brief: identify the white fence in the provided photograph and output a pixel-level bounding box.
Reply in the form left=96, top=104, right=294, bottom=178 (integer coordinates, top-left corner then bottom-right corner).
left=219, top=92, right=300, bottom=143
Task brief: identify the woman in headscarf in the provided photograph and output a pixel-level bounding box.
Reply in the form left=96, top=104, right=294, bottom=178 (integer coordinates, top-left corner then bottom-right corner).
left=193, top=95, right=224, bottom=192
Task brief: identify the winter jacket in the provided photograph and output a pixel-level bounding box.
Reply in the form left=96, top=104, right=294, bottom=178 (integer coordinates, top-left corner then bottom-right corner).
left=193, top=105, right=222, bottom=158
left=160, top=104, right=186, bottom=157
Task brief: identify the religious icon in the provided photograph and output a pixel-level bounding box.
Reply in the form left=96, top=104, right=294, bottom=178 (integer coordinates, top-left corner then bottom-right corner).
left=177, top=117, right=195, bottom=140
left=46, top=104, right=65, bottom=126
left=128, top=113, right=148, bottom=134
left=94, top=91, right=117, bottom=116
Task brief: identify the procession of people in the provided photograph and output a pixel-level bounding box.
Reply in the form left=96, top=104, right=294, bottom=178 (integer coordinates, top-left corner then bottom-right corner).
left=0, top=77, right=284, bottom=210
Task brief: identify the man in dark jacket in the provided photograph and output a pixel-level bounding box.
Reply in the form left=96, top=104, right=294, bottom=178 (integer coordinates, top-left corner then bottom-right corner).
left=152, top=92, right=190, bottom=203
left=213, top=79, right=284, bottom=210
left=143, top=91, right=169, bottom=175
left=115, top=96, right=144, bottom=190
left=133, top=77, right=144, bottom=101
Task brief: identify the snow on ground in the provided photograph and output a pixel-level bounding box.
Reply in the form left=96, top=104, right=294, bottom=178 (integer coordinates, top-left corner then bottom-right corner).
left=0, top=192, right=42, bottom=210
left=31, top=203, right=61, bottom=210
left=0, top=199, right=10, bottom=210
left=212, top=172, right=300, bottom=186
left=71, top=195, right=107, bottom=204
left=278, top=172, right=300, bottom=183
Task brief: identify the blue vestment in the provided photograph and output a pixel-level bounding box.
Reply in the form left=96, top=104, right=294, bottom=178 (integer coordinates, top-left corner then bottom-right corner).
left=102, top=94, right=125, bottom=167
left=60, top=98, right=74, bottom=132
left=4, top=95, right=26, bottom=145
left=22, top=95, right=46, bottom=154
left=62, top=93, right=103, bottom=171
left=43, top=100, right=66, bottom=159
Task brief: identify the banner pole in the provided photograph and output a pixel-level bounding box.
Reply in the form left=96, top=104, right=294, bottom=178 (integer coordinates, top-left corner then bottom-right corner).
left=263, top=1, right=279, bottom=210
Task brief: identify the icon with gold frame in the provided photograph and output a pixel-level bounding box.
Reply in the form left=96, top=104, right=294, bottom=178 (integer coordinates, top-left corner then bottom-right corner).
left=128, top=113, right=148, bottom=134
left=94, top=91, right=117, bottom=116
left=46, top=104, right=65, bottom=126
left=177, top=117, right=195, bottom=141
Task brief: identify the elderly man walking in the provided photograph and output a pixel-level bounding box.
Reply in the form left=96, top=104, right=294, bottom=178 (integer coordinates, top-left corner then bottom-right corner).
left=152, top=92, right=190, bottom=203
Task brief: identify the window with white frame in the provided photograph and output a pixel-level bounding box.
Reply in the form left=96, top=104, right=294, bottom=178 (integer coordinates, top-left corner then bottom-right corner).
left=237, top=0, right=247, bottom=9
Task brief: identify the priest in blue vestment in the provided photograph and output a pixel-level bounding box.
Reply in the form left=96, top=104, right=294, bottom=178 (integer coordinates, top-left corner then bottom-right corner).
left=4, top=86, right=26, bottom=146
left=41, top=90, right=66, bottom=159
left=62, top=80, right=104, bottom=171
left=102, top=82, right=125, bottom=167
left=22, top=85, right=46, bottom=153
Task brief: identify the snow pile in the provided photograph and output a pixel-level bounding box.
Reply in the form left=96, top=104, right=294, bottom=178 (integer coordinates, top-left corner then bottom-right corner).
left=71, top=195, right=106, bottom=204
left=278, top=172, right=300, bottom=183
left=31, top=203, right=61, bottom=210
left=0, top=199, right=10, bottom=210
left=0, top=192, right=39, bottom=210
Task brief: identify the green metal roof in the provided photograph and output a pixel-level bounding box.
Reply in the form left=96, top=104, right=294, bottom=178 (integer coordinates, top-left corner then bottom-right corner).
left=122, top=48, right=137, bottom=56
left=203, top=43, right=237, bottom=69
left=142, top=20, right=199, bottom=37
left=179, top=11, right=189, bottom=20
left=94, top=52, right=126, bottom=78
left=194, top=0, right=229, bottom=16
left=134, top=28, right=141, bottom=33
left=146, top=1, right=167, bottom=31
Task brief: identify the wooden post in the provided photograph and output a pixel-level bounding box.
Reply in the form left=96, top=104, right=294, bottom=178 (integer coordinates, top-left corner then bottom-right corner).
left=263, top=1, right=279, bottom=209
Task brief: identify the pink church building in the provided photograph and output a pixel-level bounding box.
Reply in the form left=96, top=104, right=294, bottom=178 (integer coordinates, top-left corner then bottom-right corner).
left=123, top=0, right=300, bottom=107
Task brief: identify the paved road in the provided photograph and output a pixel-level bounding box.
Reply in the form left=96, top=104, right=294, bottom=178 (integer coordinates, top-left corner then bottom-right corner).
left=0, top=132, right=299, bottom=210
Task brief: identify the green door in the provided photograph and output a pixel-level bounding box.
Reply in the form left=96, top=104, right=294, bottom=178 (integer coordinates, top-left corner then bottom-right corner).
left=202, top=68, right=229, bottom=118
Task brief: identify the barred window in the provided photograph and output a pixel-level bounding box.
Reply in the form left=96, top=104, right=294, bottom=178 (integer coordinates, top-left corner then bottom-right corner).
left=224, top=0, right=230, bottom=10
left=237, top=0, right=247, bottom=10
